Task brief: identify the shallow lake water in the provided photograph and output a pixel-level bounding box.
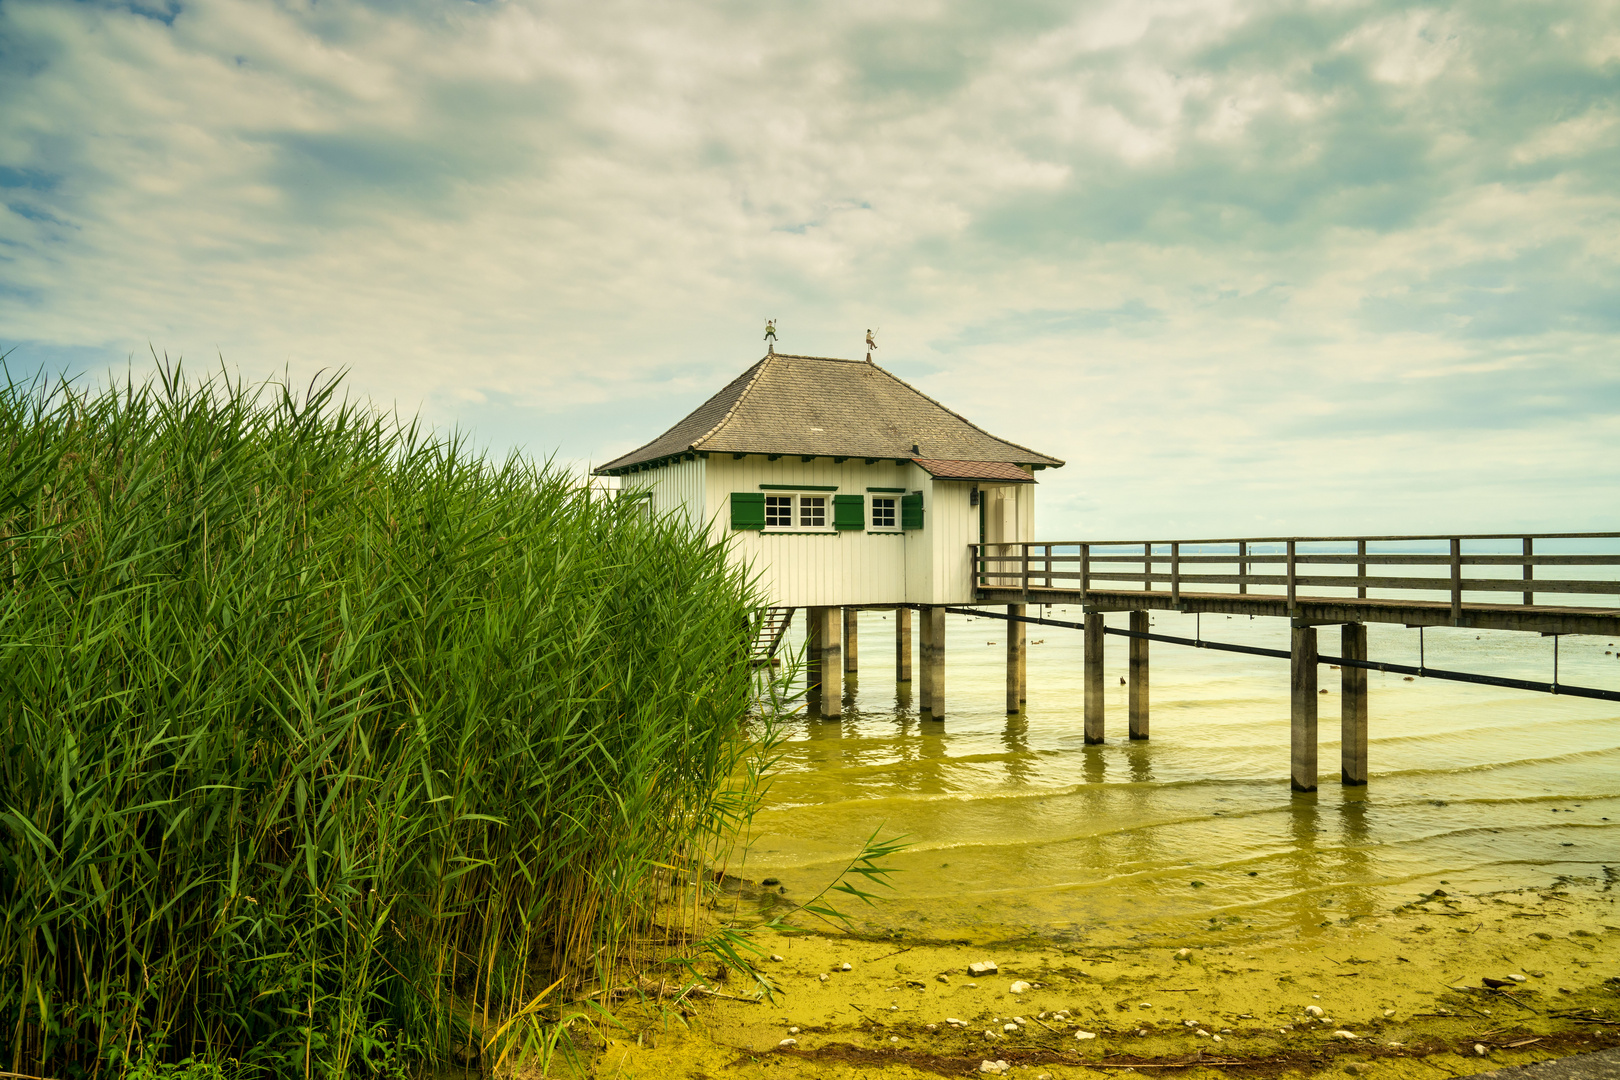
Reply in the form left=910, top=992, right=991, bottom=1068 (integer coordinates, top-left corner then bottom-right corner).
left=743, top=608, right=1620, bottom=945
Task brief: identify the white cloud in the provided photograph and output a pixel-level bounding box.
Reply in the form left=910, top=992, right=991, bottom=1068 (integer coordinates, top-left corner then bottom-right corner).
left=0, top=0, right=1616, bottom=537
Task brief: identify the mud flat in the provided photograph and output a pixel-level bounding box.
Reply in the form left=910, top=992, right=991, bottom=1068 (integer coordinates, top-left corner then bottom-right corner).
left=595, top=879, right=1618, bottom=1079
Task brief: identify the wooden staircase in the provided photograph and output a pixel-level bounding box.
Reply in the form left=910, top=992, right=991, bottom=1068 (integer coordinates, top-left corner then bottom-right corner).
left=750, top=607, right=795, bottom=664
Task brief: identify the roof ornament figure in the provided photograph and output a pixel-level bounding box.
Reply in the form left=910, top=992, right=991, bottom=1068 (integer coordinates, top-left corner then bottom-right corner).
left=865, top=328, right=877, bottom=362
left=764, top=319, right=777, bottom=354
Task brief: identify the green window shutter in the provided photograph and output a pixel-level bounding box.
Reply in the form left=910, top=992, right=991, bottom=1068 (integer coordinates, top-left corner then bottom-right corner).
left=832, top=494, right=864, bottom=530
left=730, top=491, right=765, bottom=530
left=900, top=492, right=924, bottom=530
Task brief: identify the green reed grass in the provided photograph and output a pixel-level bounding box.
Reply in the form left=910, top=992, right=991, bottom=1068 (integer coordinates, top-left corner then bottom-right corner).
left=0, top=365, right=774, bottom=1078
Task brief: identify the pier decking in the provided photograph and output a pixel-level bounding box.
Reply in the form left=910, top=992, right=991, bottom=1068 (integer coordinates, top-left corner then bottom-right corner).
left=968, top=533, right=1620, bottom=791
left=788, top=533, right=1619, bottom=795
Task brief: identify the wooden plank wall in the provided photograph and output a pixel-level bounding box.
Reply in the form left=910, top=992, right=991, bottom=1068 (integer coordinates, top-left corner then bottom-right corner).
left=706, top=456, right=916, bottom=607
left=624, top=457, right=1035, bottom=607
left=620, top=458, right=706, bottom=527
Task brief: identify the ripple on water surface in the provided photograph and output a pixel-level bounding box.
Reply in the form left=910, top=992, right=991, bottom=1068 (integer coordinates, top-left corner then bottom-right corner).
left=743, top=608, right=1620, bottom=943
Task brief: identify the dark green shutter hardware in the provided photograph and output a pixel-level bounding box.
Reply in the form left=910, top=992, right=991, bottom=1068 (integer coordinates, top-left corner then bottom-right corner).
left=833, top=494, right=865, bottom=530
left=731, top=491, right=765, bottom=530
left=901, top=492, right=924, bottom=530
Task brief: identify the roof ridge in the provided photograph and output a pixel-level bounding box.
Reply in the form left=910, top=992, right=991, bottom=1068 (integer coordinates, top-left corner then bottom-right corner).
left=607, top=358, right=763, bottom=462
left=865, top=357, right=1063, bottom=465
left=691, top=353, right=772, bottom=449
left=769, top=352, right=866, bottom=363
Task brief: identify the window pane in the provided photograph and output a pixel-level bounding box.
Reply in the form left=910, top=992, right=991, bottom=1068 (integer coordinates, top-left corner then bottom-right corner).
left=871, top=497, right=895, bottom=528
left=800, top=496, right=826, bottom=528
left=766, top=495, right=793, bottom=528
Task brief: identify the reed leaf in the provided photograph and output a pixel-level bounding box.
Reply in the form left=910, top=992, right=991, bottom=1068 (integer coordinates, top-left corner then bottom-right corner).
left=0, top=363, right=776, bottom=1077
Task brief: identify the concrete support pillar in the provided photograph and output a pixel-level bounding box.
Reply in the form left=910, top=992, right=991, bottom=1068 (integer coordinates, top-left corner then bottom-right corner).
left=843, top=607, right=859, bottom=673
left=919, top=606, right=946, bottom=718
left=1083, top=612, right=1105, bottom=744
left=1006, top=604, right=1026, bottom=714
left=1128, top=610, right=1149, bottom=741
left=1341, top=622, right=1368, bottom=786
left=918, top=607, right=933, bottom=711
left=895, top=608, right=912, bottom=683
left=807, top=607, right=841, bottom=718
left=1290, top=623, right=1318, bottom=792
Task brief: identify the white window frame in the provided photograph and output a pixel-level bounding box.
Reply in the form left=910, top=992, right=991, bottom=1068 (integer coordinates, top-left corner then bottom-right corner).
left=869, top=496, right=899, bottom=531
left=764, top=494, right=794, bottom=529
left=762, top=493, right=834, bottom=533
left=621, top=488, right=653, bottom=521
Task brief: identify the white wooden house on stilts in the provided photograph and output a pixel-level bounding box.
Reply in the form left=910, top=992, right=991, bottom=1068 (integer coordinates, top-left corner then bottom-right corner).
left=595, top=349, right=1064, bottom=718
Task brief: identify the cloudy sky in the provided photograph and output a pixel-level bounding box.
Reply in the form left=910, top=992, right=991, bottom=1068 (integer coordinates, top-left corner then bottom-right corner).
left=2, top=0, right=1616, bottom=537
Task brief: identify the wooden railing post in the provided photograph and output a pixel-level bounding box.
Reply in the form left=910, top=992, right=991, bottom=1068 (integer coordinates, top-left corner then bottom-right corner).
left=1238, top=540, right=1247, bottom=595
left=1144, top=542, right=1153, bottom=592
left=1171, top=541, right=1181, bottom=605
left=1357, top=539, right=1367, bottom=599
left=1523, top=536, right=1534, bottom=607
left=1450, top=537, right=1463, bottom=623
left=1080, top=543, right=1091, bottom=596
left=1021, top=543, right=1031, bottom=601
left=1286, top=540, right=1297, bottom=612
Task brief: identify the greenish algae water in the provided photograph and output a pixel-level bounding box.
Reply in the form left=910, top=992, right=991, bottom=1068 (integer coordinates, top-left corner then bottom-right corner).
left=747, top=608, right=1620, bottom=945
left=585, top=609, right=1619, bottom=1079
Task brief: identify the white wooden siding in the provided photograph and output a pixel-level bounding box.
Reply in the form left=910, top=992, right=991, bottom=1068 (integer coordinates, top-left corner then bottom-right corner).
left=926, top=479, right=977, bottom=604
left=704, top=456, right=921, bottom=607
left=621, top=458, right=706, bottom=527
left=625, top=456, right=1039, bottom=607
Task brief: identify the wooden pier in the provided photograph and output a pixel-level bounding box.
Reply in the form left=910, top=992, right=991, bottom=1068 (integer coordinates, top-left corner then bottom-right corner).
left=787, top=533, right=1620, bottom=795
left=972, top=533, right=1620, bottom=791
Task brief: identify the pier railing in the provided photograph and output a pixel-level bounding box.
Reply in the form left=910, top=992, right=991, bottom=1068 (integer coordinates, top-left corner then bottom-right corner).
left=971, top=533, right=1620, bottom=619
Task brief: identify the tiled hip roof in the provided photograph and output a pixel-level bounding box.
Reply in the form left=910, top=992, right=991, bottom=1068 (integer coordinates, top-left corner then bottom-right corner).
left=595, top=353, right=1063, bottom=474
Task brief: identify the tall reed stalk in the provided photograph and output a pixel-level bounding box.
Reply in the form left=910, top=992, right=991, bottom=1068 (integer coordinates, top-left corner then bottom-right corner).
left=0, top=365, right=772, bottom=1077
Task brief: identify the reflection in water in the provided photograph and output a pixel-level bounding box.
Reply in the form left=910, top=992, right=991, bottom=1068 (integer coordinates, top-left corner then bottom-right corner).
left=750, top=607, right=1620, bottom=944
left=1285, top=792, right=1322, bottom=932
left=1125, top=740, right=1155, bottom=785
left=1335, top=788, right=1379, bottom=920
left=1001, top=714, right=1031, bottom=784
left=1081, top=744, right=1106, bottom=786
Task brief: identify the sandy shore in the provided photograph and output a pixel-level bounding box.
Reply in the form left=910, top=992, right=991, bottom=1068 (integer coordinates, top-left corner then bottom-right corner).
left=591, top=878, right=1618, bottom=1078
